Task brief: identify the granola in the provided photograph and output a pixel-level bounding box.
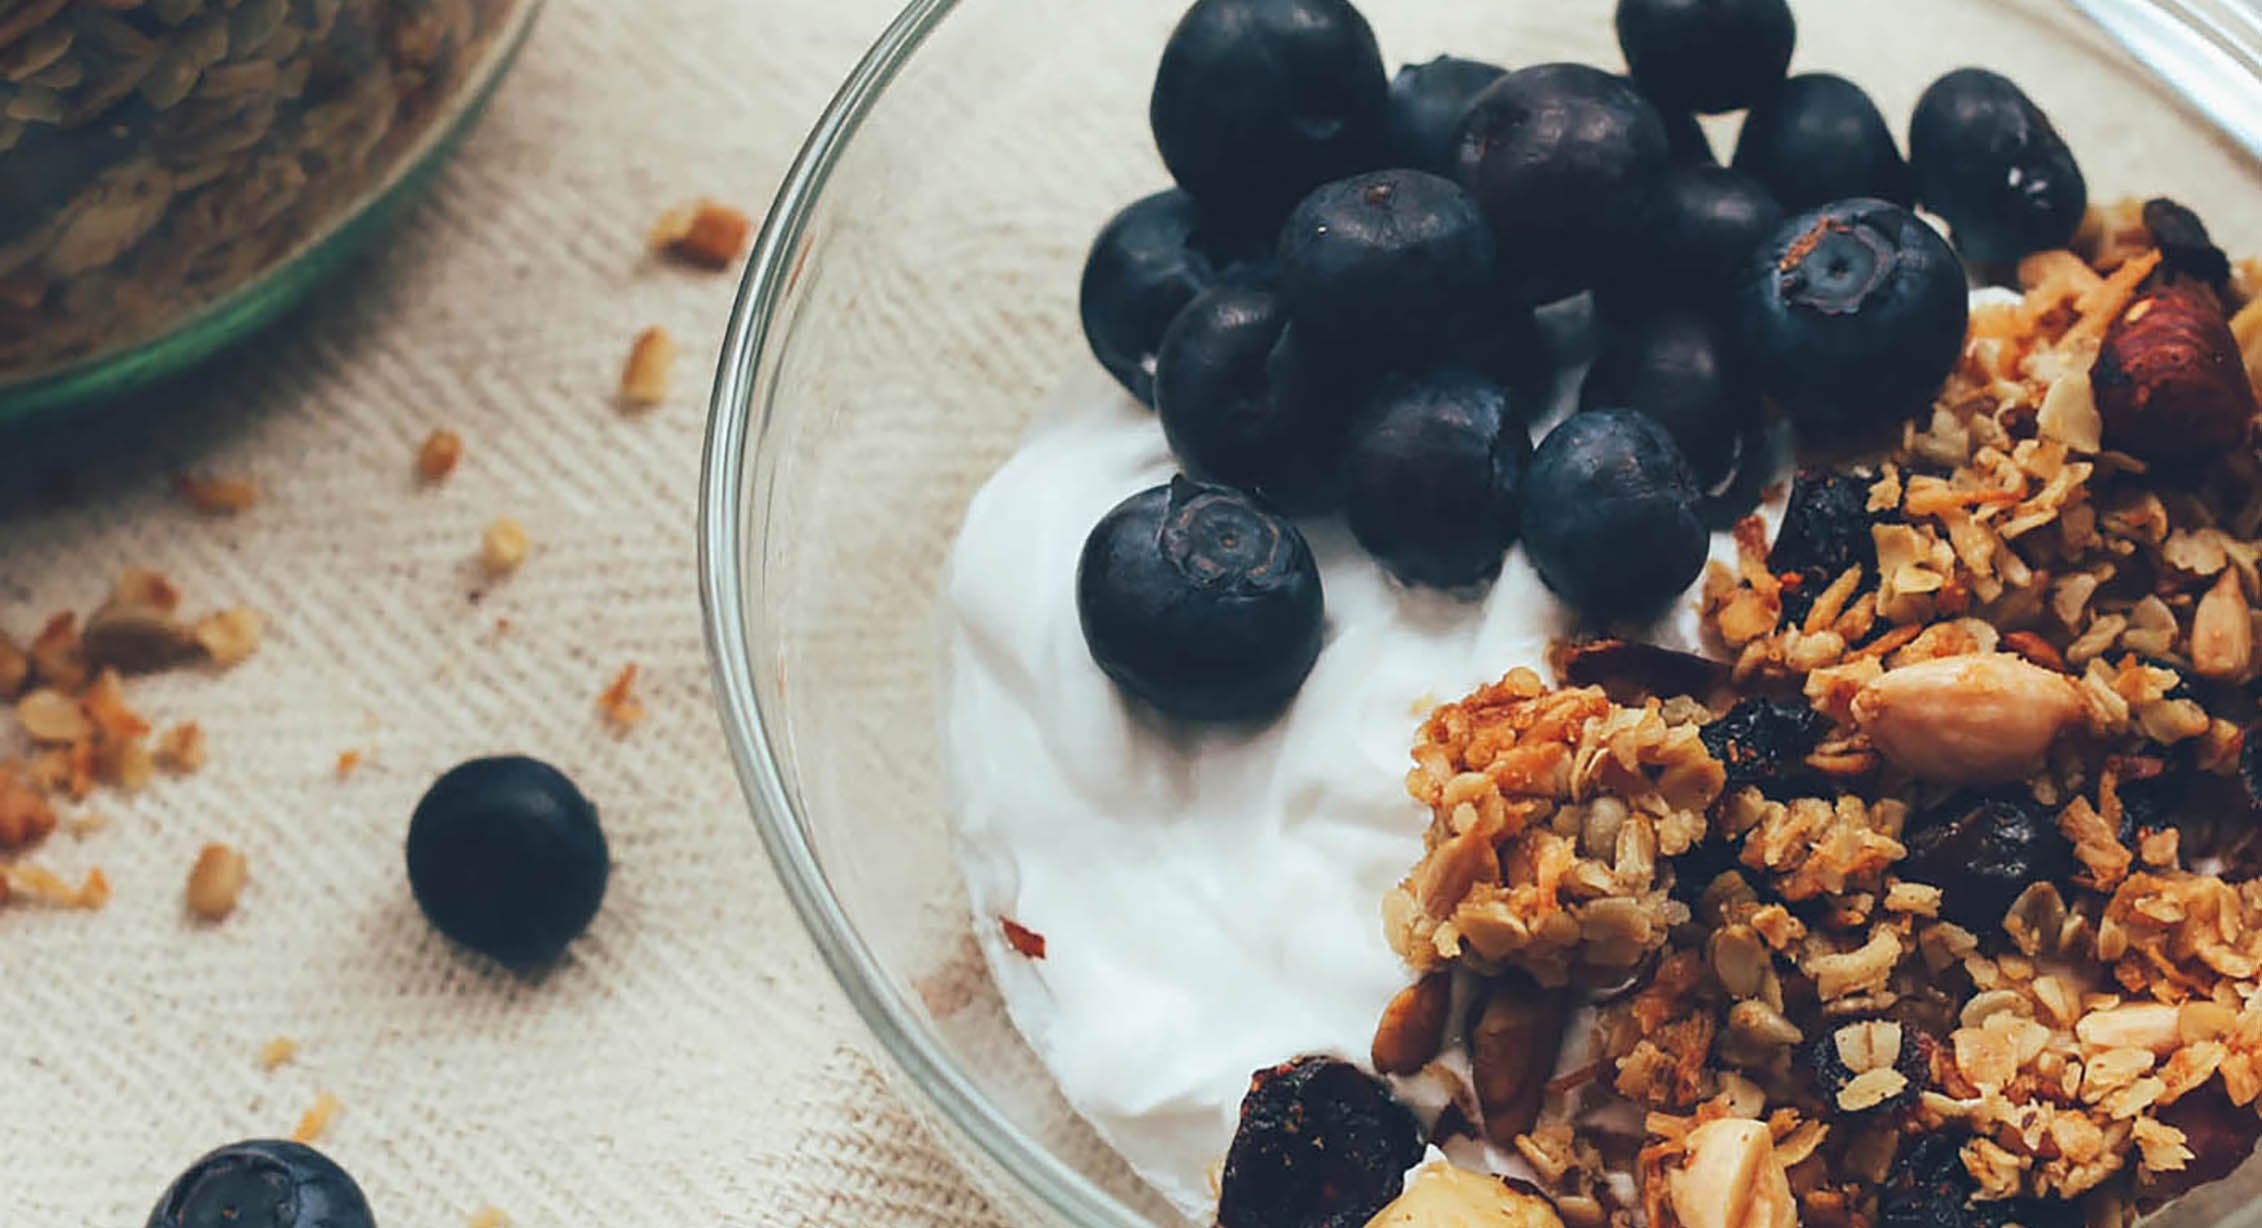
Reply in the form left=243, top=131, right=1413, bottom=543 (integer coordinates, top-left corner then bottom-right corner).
left=1376, top=204, right=2262, bottom=1228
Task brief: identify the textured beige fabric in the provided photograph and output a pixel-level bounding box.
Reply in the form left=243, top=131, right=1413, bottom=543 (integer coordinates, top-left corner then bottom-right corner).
left=0, top=1, right=1007, bottom=1223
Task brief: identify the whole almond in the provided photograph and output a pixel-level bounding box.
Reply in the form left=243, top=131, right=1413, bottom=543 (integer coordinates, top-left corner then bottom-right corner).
left=2092, top=283, right=2258, bottom=463
left=1371, top=973, right=1452, bottom=1076
left=1851, top=653, right=2083, bottom=785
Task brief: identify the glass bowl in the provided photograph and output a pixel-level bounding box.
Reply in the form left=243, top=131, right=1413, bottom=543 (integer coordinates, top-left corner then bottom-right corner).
left=700, top=2, right=2262, bottom=1226
left=0, top=0, right=543, bottom=421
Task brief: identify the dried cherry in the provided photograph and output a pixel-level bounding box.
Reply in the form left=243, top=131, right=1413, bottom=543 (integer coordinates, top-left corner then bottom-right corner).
left=1218, top=1056, right=1425, bottom=1228
left=1700, top=697, right=1828, bottom=796
left=1770, top=468, right=1886, bottom=623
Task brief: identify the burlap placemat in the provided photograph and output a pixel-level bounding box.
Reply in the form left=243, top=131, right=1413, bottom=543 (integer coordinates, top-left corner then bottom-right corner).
left=2, top=1, right=1006, bottom=1223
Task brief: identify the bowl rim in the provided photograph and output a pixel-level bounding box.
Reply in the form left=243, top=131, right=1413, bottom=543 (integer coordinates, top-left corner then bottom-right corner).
left=699, top=2, right=2262, bottom=1227
left=695, top=1, right=1153, bottom=1224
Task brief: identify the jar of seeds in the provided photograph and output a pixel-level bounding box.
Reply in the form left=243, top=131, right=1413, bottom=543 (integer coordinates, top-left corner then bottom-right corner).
left=0, top=0, right=539, bottom=415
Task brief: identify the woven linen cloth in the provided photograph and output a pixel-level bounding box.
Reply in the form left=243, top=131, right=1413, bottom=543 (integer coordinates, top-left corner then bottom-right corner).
left=0, top=1, right=1008, bottom=1223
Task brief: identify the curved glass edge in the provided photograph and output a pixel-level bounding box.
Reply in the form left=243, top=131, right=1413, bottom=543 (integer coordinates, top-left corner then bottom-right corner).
left=0, top=0, right=546, bottom=425
left=696, top=2, right=1152, bottom=1227
left=700, top=3, right=2262, bottom=1227
left=2072, top=0, right=2262, bottom=161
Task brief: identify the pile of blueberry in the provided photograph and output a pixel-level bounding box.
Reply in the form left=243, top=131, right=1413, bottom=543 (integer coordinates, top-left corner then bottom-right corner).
left=1076, top=0, right=2089, bottom=723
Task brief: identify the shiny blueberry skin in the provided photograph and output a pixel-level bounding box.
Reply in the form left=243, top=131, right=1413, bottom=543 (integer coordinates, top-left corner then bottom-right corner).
left=1455, top=63, right=1671, bottom=305
left=1150, top=0, right=1388, bottom=231
left=1077, top=479, right=1325, bottom=722
left=1910, top=68, right=2088, bottom=264
left=1080, top=189, right=1229, bottom=406
left=1343, top=370, right=1530, bottom=589
left=1154, top=282, right=1365, bottom=514
left=1523, top=410, right=1708, bottom=620
left=1387, top=56, right=1507, bottom=177
left=1598, top=165, right=1782, bottom=315
left=406, top=755, right=609, bottom=966
left=1278, top=169, right=1497, bottom=346
left=1733, top=74, right=1913, bottom=212
left=148, top=1141, right=373, bottom=1228
left=1580, top=312, right=1758, bottom=488
left=1615, top=0, right=1795, bottom=115
left=1739, top=199, right=1968, bottom=435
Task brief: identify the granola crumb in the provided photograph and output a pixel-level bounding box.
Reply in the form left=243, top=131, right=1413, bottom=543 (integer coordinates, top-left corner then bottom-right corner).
left=597, top=664, right=646, bottom=733
left=479, top=517, right=531, bottom=577
left=3, top=864, right=109, bottom=910
left=335, top=750, right=363, bottom=780
left=465, top=1207, right=510, bottom=1228
left=652, top=199, right=752, bottom=270
left=192, top=607, right=264, bottom=668
left=259, top=1037, right=299, bottom=1071
left=1001, top=917, right=1048, bottom=959
left=174, top=473, right=259, bottom=516
left=186, top=842, right=247, bottom=921
left=619, top=326, right=677, bottom=408
left=416, top=429, right=464, bottom=485
left=0, top=631, right=27, bottom=700
left=291, top=1091, right=341, bottom=1144
left=155, top=722, right=207, bottom=775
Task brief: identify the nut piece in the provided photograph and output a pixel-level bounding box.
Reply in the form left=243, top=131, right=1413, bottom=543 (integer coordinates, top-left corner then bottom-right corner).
left=174, top=473, right=259, bottom=515
left=416, top=429, right=464, bottom=484
left=1366, top=1161, right=1565, bottom=1228
left=186, top=842, right=247, bottom=921
left=1372, top=973, right=1453, bottom=1076
left=1668, top=1119, right=1798, bottom=1228
left=192, top=607, right=264, bottom=668
left=155, top=722, right=207, bottom=775
left=620, top=326, right=677, bottom=408
left=82, top=569, right=198, bottom=673
left=1469, top=975, right=1570, bottom=1145
left=653, top=199, right=753, bottom=270
left=480, top=518, right=531, bottom=577
left=1850, top=653, right=2083, bottom=785
left=2192, top=570, right=2254, bottom=681
left=2091, top=283, right=2258, bottom=463
left=16, top=687, right=91, bottom=744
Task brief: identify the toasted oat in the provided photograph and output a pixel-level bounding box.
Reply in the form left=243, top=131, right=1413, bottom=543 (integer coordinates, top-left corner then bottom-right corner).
left=155, top=722, right=206, bottom=774
left=619, top=326, right=676, bottom=408
left=291, top=1091, right=341, bottom=1144
left=597, top=663, right=646, bottom=732
left=259, top=1037, right=299, bottom=1071
left=174, top=473, right=258, bottom=515
left=186, top=842, right=247, bottom=921
left=416, top=429, right=464, bottom=484
left=193, top=607, right=264, bottom=668
left=652, top=199, right=753, bottom=270
left=479, top=517, right=531, bottom=577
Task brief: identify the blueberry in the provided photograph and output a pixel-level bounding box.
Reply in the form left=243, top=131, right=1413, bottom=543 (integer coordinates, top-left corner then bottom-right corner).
left=1219, top=1056, right=1424, bottom=1228
left=1910, top=69, right=2087, bottom=264
left=1387, top=56, right=1507, bottom=177
left=1522, top=410, right=1708, bottom=620
left=1431, top=287, right=1552, bottom=393
left=1598, top=165, right=1782, bottom=316
left=406, top=755, right=609, bottom=966
left=1150, top=0, right=1388, bottom=231
left=1739, top=199, right=1968, bottom=435
left=1079, top=190, right=1231, bottom=406
left=1153, top=282, right=1366, bottom=513
left=1900, top=793, right=2076, bottom=931
left=1077, top=479, right=1325, bottom=723
left=1733, top=74, right=1912, bottom=212
left=1659, top=104, right=1717, bottom=166
left=1581, top=314, right=1759, bottom=489
left=147, top=1140, right=373, bottom=1228
left=1342, top=369, right=1529, bottom=589
left=1455, top=63, right=1671, bottom=305
left=1615, top=0, right=1795, bottom=115
left=1278, top=169, right=1497, bottom=347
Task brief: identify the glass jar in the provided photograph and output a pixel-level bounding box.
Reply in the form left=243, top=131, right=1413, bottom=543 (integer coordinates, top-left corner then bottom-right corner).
left=0, top=0, right=541, bottom=418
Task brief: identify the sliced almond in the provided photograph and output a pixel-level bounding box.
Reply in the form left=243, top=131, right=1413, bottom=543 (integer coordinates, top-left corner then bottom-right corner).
left=16, top=687, right=90, bottom=744
left=2192, top=570, right=2254, bottom=681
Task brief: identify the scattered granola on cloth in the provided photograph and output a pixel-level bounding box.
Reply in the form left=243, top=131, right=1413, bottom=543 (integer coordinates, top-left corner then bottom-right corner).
left=1372, top=202, right=2262, bottom=1228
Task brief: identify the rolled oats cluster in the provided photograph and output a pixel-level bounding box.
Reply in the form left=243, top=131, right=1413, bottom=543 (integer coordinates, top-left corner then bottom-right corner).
left=0, top=0, right=526, bottom=380
left=1376, top=204, right=2262, bottom=1228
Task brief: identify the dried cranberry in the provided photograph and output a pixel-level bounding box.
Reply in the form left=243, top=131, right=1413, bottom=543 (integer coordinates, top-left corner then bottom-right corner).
left=1218, top=1056, right=1425, bottom=1228
left=1900, top=793, right=2076, bottom=931
left=2143, top=198, right=2232, bottom=297
left=1770, top=468, right=1886, bottom=623
left=1700, top=697, right=1828, bottom=797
